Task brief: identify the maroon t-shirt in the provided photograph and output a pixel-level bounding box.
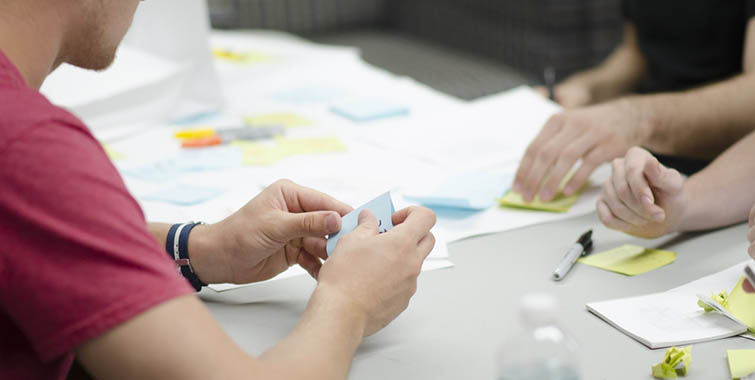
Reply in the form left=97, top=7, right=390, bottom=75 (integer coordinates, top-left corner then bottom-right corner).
left=0, top=52, right=193, bottom=378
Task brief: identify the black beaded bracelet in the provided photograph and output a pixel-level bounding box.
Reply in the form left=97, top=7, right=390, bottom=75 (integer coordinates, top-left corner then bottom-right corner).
left=165, top=222, right=206, bottom=292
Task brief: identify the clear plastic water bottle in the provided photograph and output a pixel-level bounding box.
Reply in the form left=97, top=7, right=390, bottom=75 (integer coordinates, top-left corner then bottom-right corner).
left=495, top=293, right=581, bottom=380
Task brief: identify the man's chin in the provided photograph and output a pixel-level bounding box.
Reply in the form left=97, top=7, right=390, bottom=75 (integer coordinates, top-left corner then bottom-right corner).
left=66, top=50, right=117, bottom=72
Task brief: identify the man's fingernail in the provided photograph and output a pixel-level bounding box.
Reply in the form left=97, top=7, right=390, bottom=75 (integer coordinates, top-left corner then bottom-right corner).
left=641, top=195, right=653, bottom=205
left=325, top=213, right=340, bottom=232
left=513, top=183, right=522, bottom=193
left=540, top=189, right=553, bottom=201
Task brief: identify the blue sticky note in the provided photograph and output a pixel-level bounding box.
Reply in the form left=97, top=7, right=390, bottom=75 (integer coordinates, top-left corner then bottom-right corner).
left=326, top=192, right=396, bottom=256
left=123, top=147, right=242, bottom=182
left=142, top=184, right=225, bottom=206
left=330, top=99, right=410, bottom=122
left=404, top=171, right=513, bottom=211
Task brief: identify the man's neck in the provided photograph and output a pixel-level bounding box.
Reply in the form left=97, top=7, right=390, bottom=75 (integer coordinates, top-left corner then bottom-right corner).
left=0, top=3, right=68, bottom=89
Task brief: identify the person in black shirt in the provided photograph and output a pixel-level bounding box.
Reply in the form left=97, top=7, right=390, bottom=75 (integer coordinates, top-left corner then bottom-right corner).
left=513, top=0, right=755, bottom=204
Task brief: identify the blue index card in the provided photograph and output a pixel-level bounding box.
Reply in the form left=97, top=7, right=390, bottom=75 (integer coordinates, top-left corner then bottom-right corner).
left=142, top=184, right=225, bottom=206
left=330, top=99, right=410, bottom=122
left=326, top=192, right=396, bottom=256
left=404, top=171, right=513, bottom=211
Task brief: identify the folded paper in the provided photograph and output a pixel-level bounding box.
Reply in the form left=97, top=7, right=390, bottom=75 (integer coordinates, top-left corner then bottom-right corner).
left=651, top=346, right=691, bottom=379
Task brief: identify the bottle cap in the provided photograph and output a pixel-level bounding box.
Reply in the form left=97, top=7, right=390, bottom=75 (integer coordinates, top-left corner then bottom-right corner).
left=520, top=293, right=558, bottom=325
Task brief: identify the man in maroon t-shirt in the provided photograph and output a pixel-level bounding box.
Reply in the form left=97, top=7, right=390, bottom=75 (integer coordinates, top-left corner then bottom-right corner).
left=0, top=1, right=437, bottom=379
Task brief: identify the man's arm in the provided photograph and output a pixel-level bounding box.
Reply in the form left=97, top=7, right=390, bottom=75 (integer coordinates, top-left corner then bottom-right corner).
left=623, top=18, right=755, bottom=159
left=76, top=289, right=365, bottom=380
left=514, top=18, right=755, bottom=203
left=78, top=206, right=437, bottom=380
left=549, top=23, right=646, bottom=108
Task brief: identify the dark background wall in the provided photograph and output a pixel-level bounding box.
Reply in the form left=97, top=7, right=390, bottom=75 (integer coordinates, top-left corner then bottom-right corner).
left=206, top=0, right=623, bottom=100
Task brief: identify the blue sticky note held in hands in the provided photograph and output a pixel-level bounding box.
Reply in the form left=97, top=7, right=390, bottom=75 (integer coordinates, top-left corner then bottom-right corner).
left=326, top=192, right=396, bottom=256
left=330, top=99, right=409, bottom=122
left=142, top=184, right=225, bottom=206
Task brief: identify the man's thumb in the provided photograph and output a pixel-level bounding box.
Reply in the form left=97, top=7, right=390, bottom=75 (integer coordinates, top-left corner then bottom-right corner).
left=282, top=211, right=341, bottom=239
left=352, top=209, right=379, bottom=237
left=644, top=157, right=682, bottom=193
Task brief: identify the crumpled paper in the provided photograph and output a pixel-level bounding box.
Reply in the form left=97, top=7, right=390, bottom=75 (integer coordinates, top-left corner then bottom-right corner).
left=652, top=346, right=691, bottom=379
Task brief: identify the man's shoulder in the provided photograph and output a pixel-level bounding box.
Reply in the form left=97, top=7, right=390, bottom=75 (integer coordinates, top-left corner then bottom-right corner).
left=0, top=84, right=90, bottom=154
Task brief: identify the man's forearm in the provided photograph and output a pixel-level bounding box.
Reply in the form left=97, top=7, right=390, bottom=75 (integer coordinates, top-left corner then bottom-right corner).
left=678, top=130, right=755, bottom=231
left=147, top=222, right=227, bottom=284
left=630, top=73, right=755, bottom=159
left=259, top=286, right=366, bottom=380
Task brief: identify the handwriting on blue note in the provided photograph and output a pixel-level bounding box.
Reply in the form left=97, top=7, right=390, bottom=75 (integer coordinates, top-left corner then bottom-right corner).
left=326, top=192, right=396, bottom=256
left=330, top=98, right=409, bottom=122
left=142, top=184, right=226, bottom=206
left=404, top=171, right=513, bottom=211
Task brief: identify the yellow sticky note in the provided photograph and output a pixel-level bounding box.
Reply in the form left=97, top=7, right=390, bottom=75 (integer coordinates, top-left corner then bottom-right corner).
left=275, top=137, right=347, bottom=156
left=231, top=141, right=287, bottom=166
left=103, top=145, right=125, bottom=161
left=232, top=137, right=346, bottom=166
left=728, top=349, right=755, bottom=380
left=498, top=190, right=580, bottom=212
left=244, top=113, right=313, bottom=129
left=578, top=244, right=676, bottom=276
left=652, top=346, right=691, bottom=379
left=212, top=49, right=273, bottom=64
left=726, top=277, right=755, bottom=333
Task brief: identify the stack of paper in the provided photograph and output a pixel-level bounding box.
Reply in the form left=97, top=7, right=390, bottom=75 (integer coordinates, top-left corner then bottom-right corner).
left=586, top=262, right=752, bottom=348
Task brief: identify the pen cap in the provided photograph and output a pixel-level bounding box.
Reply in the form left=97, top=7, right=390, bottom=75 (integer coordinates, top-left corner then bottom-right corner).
left=520, top=293, right=558, bottom=326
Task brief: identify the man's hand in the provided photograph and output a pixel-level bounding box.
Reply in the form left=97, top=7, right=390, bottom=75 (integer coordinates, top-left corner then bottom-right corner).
left=315, top=206, right=436, bottom=336
left=513, top=99, right=649, bottom=202
left=596, top=147, right=686, bottom=238
left=190, top=179, right=353, bottom=284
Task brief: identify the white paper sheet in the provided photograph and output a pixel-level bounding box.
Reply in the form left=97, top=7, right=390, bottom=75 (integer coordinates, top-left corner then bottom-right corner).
left=586, top=262, right=751, bottom=349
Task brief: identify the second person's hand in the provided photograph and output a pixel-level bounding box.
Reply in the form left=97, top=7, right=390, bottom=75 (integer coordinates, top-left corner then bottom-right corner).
left=596, top=147, right=686, bottom=238
left=513, top=99, right=648, bottom=203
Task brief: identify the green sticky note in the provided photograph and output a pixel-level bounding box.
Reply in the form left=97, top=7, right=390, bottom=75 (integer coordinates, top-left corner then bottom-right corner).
left=244, top=112, right=313, bottom=129
left=726, top=277, right=755, bottom=333
left=728, top=350, right=755, bottom=380
left=103, top=144, right=125, bottom=160
left=578, top=244, right=676, bottom=276
left=498, top=190, right=580, bottom=212
left=652, top=346, right=692, bottom=379
left=275, top=137, right=347, bottom=156
left=212, top=49, right=275, bottom=64
left=232, top=137, right=347, bottom=166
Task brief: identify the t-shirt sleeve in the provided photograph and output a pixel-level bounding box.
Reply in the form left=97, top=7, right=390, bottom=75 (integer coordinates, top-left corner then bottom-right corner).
left=747, top=0, right=755, bottom=19
left=0, top=121, right=193, bottom=362
left=621, top=0, right=634, bottom=21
